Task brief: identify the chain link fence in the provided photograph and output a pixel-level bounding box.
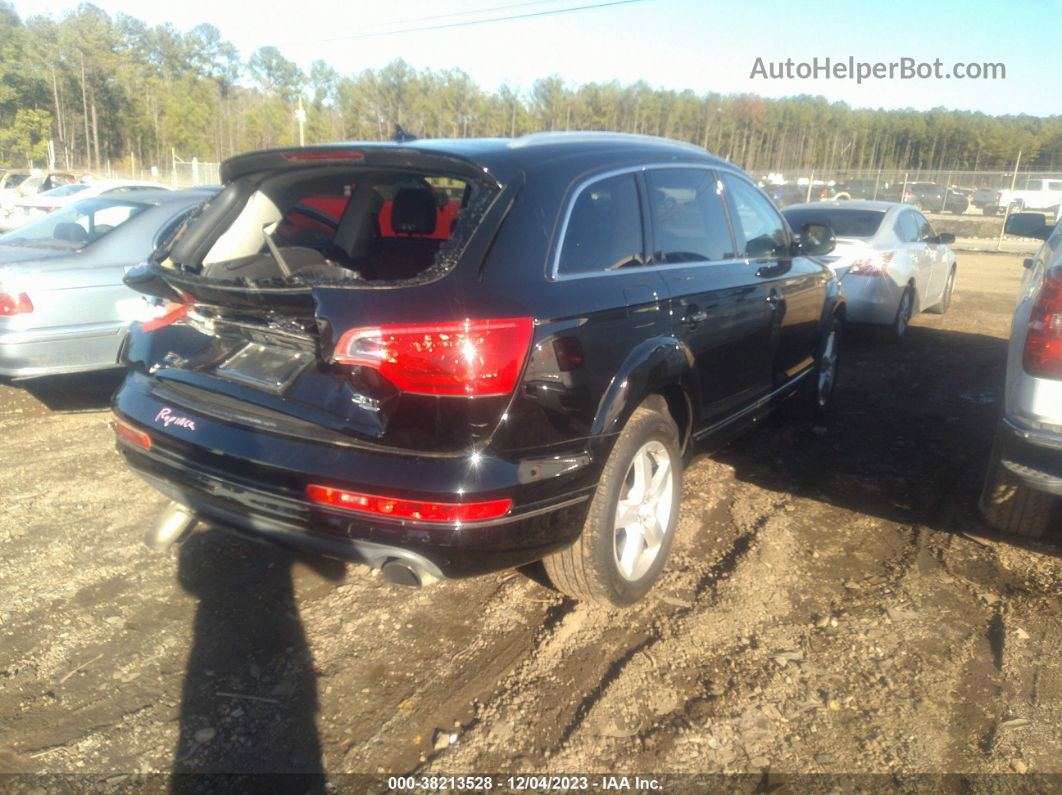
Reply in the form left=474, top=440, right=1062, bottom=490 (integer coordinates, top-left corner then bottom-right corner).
left=750, top=167, right=1062, bottom=217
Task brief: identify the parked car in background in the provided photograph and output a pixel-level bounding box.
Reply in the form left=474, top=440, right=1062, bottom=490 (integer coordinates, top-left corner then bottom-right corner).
left=0, top=170, right=78, bottom=208
left=0, top=179, right=171, bottom=232
left=830, top=178, right=896, bottom=201
left=765, top=182, right=810, bottom=207
left=783, top=201, right=956, bottom=341
left=901, top=182, right=970, bottom=214
left=0, top=188, right=215, bottom=378
left=113, top=133, right=844, bottom=606
left=979, top=212, right=1061, bottom=538
left=982, top=178, right=1062, bottom=217
left=0, top=170, right=35, bottom=207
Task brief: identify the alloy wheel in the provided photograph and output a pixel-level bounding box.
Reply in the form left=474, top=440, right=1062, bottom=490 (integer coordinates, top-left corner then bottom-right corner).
left=613, top=440, right=674, bottom=582
left=817, top=328, right=838, bottom=407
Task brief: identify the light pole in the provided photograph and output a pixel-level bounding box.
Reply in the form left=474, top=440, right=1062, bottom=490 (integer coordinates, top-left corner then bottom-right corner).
left=295, top=97, right=307, bottom=147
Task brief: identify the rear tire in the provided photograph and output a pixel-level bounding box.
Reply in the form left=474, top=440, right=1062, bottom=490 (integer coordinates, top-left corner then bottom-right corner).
left=544, top=398, right=682, bottom=606
left=881, top=286, right=914, bottom=342
left=927, top=268, right=956, bottom=314
left=979, top=432, right=1056, bottom=539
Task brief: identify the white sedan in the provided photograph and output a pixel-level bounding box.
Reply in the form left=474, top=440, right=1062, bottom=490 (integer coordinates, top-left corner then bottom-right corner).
left=0, top=179, right=171, bottom=232
left=783, top=200, right=958, bottom=341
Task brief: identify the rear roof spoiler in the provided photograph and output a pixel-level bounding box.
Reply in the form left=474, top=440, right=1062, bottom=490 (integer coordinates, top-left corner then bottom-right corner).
left=219, top=145, right=500, bottom=186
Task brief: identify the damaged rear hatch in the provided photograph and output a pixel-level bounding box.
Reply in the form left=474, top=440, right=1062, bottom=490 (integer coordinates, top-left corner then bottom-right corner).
left=122, top=145, right=530, bottom=456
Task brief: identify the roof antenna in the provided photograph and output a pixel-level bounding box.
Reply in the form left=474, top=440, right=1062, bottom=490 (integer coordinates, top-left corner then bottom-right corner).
left=393, top=124, right=417, bottom=143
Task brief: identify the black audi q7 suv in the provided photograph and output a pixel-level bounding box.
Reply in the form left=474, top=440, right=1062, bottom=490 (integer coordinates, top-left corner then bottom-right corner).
left=114, top=133, right=843, bottom=606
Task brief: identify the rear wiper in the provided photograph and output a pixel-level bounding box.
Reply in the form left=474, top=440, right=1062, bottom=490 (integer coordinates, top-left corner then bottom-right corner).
left=262, top=223, right=293, bottom=278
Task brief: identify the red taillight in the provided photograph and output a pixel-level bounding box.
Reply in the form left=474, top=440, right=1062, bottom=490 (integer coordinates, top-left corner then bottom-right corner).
left=0, top=291, right=33, bottom=316
left=113, top=417, right=152, bottom=449
left=283, top=150, right=364, bottom=161
left=333, top=317, right=534, bottom=397
left=306, top=484, right=511, bottom=523
left=1023, top=271, right=1062, bottom=379
left=848, top=251, right=894, bottom=276
left=141, top=302, right=190, bottom=332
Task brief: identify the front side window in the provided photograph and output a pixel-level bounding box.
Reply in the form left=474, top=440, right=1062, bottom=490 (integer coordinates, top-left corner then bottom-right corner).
left=721, top=174, right=788, bottom=259
left=915, top=212, right=935, bottom=241
left=646, top=168, right=735, bottom=263
left=557, top=173, right=644, bottom=275
left=896, top=212, right=920, bottom=243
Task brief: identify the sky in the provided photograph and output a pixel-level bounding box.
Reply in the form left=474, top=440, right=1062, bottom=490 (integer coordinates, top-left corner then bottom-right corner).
left=14, top=0, right=1062, bottom=116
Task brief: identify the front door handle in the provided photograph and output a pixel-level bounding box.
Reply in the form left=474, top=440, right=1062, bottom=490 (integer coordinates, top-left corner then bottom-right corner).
left=683, top=309, right=708, bottom=324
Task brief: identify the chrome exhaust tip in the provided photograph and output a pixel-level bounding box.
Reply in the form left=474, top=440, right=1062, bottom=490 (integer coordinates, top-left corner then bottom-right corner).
left=379, top=558, right=440, bottom=588
left=144, top=501, right=198, bottom=552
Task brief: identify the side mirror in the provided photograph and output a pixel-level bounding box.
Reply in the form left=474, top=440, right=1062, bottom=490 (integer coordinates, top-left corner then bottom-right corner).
left=800, top=222, right=836, bottom=256
left=933, top=233, right=956, bottom=245
left=1005, top=212, right=1051, bottom=240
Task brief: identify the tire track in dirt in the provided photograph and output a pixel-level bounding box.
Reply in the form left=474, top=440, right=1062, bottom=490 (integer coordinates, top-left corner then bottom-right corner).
left=422, top=460, right=789, bottom=772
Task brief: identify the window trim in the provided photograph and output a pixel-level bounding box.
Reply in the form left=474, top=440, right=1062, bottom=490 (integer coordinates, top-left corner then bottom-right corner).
left=549, top=162, right=745, bottom=281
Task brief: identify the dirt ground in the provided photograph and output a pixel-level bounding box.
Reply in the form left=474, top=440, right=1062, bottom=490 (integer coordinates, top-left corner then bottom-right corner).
left=1, top=251, right=1059, bottom=784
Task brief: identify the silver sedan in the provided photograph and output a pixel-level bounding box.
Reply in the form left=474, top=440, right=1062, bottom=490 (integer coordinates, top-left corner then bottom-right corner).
left=783, top=201, right=958, bottom=341
left=0, top=189, right=214, bottom=377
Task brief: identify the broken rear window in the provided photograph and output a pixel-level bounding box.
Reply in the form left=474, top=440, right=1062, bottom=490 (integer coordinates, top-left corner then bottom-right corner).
left=196, top=169, right=487, bottom=286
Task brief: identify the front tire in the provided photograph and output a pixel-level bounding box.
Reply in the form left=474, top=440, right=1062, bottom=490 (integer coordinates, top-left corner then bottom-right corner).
left=789, top=315, right=842, bottom=418
left=544, top=398, right=682, bottom=606
left=979, top=432, right=1056, bottom=539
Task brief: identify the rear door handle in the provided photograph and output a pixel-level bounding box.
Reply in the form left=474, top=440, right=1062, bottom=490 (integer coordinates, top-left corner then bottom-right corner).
left=765, top=293, right=783, bottom=306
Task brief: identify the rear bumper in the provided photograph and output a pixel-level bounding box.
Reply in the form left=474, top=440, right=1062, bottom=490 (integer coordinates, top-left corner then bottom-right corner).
left=999, top=417, right=1062, bottom=497
left=0, top=322, right=126, bottom=377
left=838, top=274, right=902, bottom=325
left=113, top=373, right=600, bottom=577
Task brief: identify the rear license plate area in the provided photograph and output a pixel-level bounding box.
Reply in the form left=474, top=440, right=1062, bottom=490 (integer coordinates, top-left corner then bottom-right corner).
left=215, top=342, right=313, bottom=393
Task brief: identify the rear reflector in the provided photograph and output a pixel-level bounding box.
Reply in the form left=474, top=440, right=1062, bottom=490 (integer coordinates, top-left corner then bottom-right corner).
left=0, top=291, right=33, bottom=316
left=141, top=303, right=190, bottom=332
left=113, top=417, right=152, bottom=450
left=333, top=317, right=534, bottom=397
left=283, top=150, right=364, bottom=161
left=306, top=484, right=511, bottom=523
left=1023, top=270, right=1062, bottom=379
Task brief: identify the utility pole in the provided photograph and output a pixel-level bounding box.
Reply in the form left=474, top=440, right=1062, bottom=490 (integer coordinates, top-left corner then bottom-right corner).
left=295, top=97, right=306, bottom=147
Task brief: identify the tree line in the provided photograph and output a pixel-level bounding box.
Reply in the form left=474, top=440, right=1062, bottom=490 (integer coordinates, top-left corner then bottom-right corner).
left=2, top=2, right=1060, bottom=176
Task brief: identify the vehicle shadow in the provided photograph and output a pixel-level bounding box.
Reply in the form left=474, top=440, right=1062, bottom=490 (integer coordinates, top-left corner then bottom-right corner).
left=706, top=324, right=1061, bottom=555
left=171, top=527, right=345, bottom=791
left=3, top=369, right=126, bottom=412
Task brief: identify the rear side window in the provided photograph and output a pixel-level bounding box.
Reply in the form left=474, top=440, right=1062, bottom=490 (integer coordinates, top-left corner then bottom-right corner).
left=721, top=174, right=789, bottom=259
left=646, top=168, right=735, bottom=262
left=557, top=173, right=644, bottom=275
